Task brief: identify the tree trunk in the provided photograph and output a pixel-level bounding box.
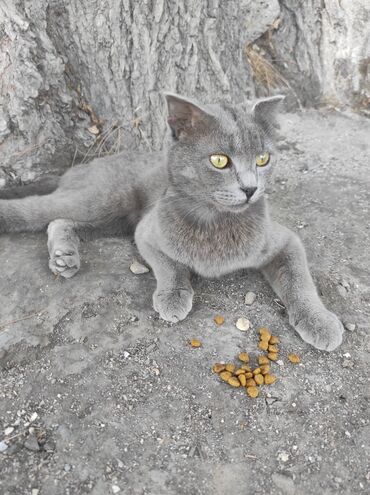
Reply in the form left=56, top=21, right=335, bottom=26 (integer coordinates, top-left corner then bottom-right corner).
left=0, top=0, right=369, bottom=185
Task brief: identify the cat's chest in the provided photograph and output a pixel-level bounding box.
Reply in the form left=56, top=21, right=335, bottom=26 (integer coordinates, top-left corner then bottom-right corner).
left=161, top=213, right=268, bottom=277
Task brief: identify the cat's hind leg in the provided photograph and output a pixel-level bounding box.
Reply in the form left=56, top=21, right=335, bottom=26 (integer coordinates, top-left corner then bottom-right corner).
left=47, top=219, right=80, bottom=278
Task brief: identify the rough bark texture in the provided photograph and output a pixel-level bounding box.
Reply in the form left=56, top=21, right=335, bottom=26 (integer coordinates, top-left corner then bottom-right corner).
left=0, top=0, right=369, bottom=184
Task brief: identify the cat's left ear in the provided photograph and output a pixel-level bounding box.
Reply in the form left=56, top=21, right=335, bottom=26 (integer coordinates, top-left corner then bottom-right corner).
left=252, top=95, right=285, bottom=131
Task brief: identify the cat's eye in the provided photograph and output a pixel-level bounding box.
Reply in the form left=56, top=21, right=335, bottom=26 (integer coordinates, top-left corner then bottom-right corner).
left=256, top=152, right=270, bottom=167
left=210, top=154, right=229, bottom=169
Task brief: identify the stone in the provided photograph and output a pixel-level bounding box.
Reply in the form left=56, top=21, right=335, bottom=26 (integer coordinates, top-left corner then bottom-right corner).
left=24, top=435, right=40, bottom=452
left=0, top=441, right=8, bottom=453
left=244, top=291, right=256, bottom=305
left=342, top=359, right=354, bottom=369
left=4, top=427, right=14, bottom=436
left=235, top=317, right=250, bottom=332
left=278, top=451, right=290, bottom=462
left=344, top=322, right=356, bottom=332
left=112, top=486, right=121, bottom=494
left=272, top=472, right=296, bottom=495
left=129, top=261, right=149, bottom=274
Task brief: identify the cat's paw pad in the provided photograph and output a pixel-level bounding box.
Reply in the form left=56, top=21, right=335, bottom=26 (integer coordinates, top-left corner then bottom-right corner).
left=291, top=308, right=344, bottom=351
left=49, top=248, right=80, bottom=279
left=153, top=288, right=193, bottom=323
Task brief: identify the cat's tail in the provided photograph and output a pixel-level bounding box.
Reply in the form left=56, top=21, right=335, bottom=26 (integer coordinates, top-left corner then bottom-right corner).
left=0, top=175, right=60, bottom=199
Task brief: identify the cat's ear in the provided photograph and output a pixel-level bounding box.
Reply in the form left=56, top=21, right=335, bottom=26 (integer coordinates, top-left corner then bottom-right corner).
left=164, top=93, right=213, bottom=140
left=252, top=95, right=285, bottom=131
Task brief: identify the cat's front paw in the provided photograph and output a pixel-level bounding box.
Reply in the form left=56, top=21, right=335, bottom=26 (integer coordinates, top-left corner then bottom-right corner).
left=290, top=306, right=344, bottom=351
left=153, top=288, right=193, bottom=323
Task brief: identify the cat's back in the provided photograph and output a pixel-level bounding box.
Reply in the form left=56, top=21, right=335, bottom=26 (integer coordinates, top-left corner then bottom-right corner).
left=60, top=149, right=168, bottom=196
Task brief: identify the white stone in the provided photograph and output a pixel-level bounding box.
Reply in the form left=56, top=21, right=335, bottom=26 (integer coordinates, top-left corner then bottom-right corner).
left=4, top=427, right=14, bottom=436
left=0, top=441, right=8, bottom=452
left=112, top=486, right=121, bottom=494
left=345, top=322, right=356, bottom=332
left=129, top=261, right=149, bottom=274
left=235, top=317, right=250, bottom=332
left=244, top=291, right=256, bottom=305
left=29, top=412, right=38, bottom=422
left=278, top=451, right=289, bottom=462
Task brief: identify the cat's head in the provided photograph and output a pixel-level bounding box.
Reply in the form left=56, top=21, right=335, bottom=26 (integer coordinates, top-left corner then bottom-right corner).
left=164, top=93, right=284, bottom=213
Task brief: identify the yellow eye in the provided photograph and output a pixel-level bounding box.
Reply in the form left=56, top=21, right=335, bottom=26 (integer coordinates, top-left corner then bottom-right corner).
left=210, top=154, right=229, bottom=169
left=256, top=152, right=270, bottom=167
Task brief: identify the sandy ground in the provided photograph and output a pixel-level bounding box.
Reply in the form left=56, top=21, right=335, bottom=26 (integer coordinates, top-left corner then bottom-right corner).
left=0, top=109, right=369, bottom=495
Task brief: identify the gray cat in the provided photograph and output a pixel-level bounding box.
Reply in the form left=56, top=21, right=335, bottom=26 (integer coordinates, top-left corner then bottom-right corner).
left=0, top=93, right=343, bottom=351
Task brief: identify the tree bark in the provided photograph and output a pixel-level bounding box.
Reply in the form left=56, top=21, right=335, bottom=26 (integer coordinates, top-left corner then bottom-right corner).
left=0, top=0, right=369, bottom=185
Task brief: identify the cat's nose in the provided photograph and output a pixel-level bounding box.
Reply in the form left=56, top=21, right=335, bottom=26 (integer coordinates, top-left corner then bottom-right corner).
left=241, top=187, right=257, bottom=201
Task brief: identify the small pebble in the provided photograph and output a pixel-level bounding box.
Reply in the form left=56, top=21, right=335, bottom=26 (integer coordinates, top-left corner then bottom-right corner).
left=235, top=317, right=250, bottom=332
left=337, top=285, right=347, bottom=298
left=129, top=261, right=149, bottom=274
left=31, top=490, right=40, bottom=495
left=278, top=451, right=289, bottom=462
left=29, top=412, right=38, bottom=422
left=344, top=322, right=356, bottom=332
left=0, top=441, right=8, bottom=453
left=342, top=359, right=354, bottom=369
left=64, top=464, right=71, bottom=472
left=244, top=292, right=256, bottom=306
left=4, top=427, right=14, bottom=436
left=112, top=486, right=121, bottom=494
left=24, top=435, right=40, bottom=452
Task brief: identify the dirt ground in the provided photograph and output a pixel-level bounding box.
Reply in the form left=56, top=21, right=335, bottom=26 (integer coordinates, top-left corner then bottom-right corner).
left=0, top=109, right=369, bottom=495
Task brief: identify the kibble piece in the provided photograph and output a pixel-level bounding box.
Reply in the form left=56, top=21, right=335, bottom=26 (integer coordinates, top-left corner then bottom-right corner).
left=258, top=356, right=270, bottom=366
left=228, top=376, right=241, bottom=388
left=235, top=368, right=246, bottom=376
left=241, top=365, right=251, bottom=372
left=259, top=327, right=271, bottom=341
left=264, top=374, right=277, bottom=385
left=253, top=368, right=262, bottom=375
left=246, top=386, right=259, bottom=398
left=212, top=363, right=226, bottom=373
left=219, top=371, right=232, bottom=382
left=244, top=372, right=254, bottom=379
left=258, top=341, right=269, bottom=351
left=268, top=345, right=279, bottom=353
left=214, top=315, right=225, bottom=325
left=238, top=374, right=247, bottom=387
left=246, top=378, right=257, bottom=387
left=288, top=353, right=301, bottom=364
left=269, top=336, right=280, bottom=345
left=254, top=374, right=264, bottom=386
left=260, top=364, right=270, bottom=375
left=268, top=352, right=278, bottom=361
left=238, top=352, right=249, bottom=363
left=190, top=339, right=202, bottom=348
left=225, top=363, right=235, bottom=373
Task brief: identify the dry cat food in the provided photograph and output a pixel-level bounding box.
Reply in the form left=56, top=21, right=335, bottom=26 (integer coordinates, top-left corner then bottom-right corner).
left=214, top=315, right=225, bottom=325
left=211, top=325, right=301, bottom=399
left=212, top=343, right=279, bottom=399
left=190, top=339, right=202, bottom=348
left=288, top=353, right=301, bottom=363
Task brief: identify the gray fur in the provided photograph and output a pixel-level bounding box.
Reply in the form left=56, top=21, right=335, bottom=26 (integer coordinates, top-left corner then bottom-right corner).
left=0, top=94, right=343, bottom=351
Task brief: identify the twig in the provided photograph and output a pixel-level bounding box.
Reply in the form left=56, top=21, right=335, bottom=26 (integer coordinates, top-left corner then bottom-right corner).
left=0, top=309, right=47, bottom=332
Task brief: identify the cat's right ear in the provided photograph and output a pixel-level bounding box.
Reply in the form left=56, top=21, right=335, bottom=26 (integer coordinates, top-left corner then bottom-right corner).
left=164, top=93, right=213, bottom=141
